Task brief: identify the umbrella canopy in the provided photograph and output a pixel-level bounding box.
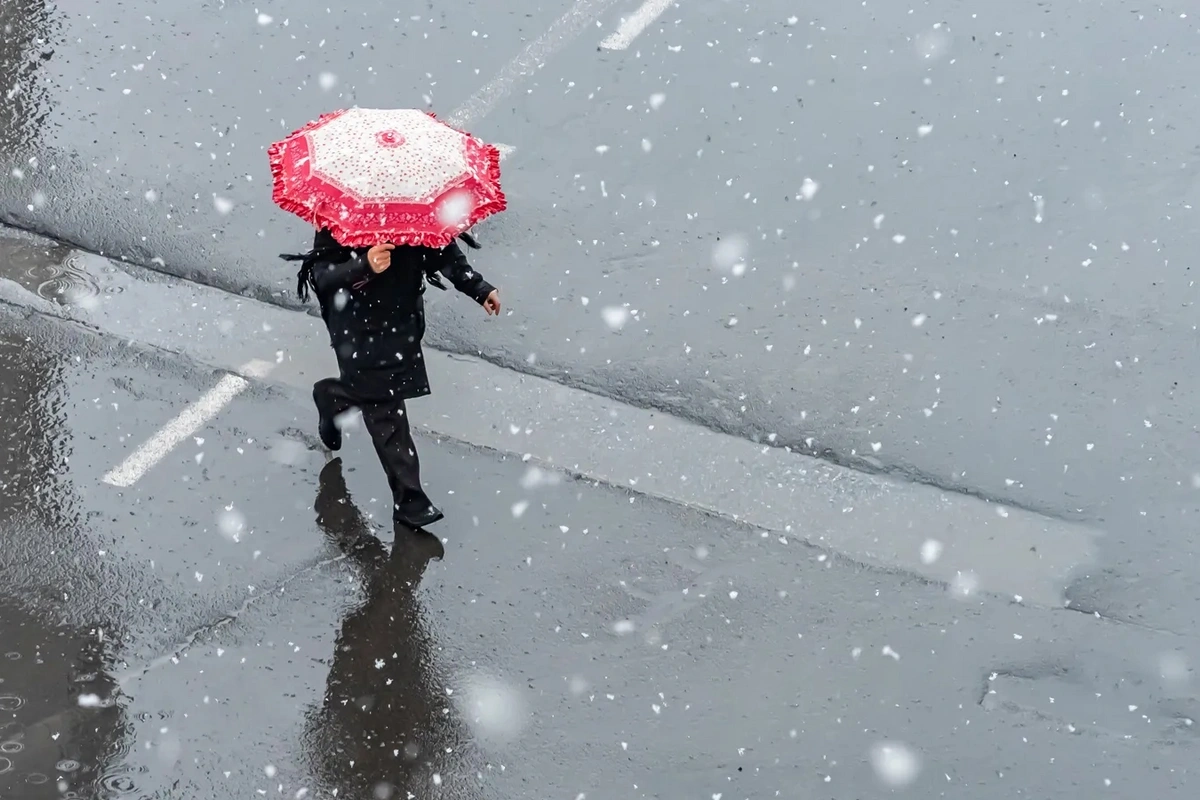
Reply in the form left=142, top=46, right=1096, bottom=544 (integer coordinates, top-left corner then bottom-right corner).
left=268, top=108, right=506, bottom=249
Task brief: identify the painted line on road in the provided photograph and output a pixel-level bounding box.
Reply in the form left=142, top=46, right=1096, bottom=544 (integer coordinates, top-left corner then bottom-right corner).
left=9, top=233, right=1099, bottom=607
left=446, top=0, right=625, bottom=129
left=599, top=0, right=674, bottom=50
left=101, top=359, right=275, bottom=488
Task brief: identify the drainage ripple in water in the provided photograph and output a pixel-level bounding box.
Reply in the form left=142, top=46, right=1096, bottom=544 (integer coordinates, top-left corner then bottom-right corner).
left=0, top=756, right=11, bottom=774
left=0, top=242, right=126, bottom=307
left=101, top=772, right=138, bottom=794
left=27, top=254, right=102, bottom=306
left=0, top=695, right=23, bottom=711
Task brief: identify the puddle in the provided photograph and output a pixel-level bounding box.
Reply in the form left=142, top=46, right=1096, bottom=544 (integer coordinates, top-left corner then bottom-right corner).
left=0, top=237, right=123, bottom=308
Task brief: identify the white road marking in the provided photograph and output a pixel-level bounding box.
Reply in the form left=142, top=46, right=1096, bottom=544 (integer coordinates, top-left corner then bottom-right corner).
left=105, top=2, right=635, bottom=486
left=599, top=0, right=674, bottom=50
left=446, top=0, right=625, bottom=129
left=102, top=359, right=274, bottom=488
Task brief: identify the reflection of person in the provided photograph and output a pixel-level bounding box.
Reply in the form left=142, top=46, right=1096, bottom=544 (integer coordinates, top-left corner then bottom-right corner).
left=306, top=459, right=485, bottom=799
left=282, top=229, right=500, bottom=529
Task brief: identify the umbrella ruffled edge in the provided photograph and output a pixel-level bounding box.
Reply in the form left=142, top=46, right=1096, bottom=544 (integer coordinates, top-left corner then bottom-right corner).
left=423, top=110, right=509, bottom=239
left=269, top=108, right=507, bottom=250
left=268, top=109, right=349, bottom=232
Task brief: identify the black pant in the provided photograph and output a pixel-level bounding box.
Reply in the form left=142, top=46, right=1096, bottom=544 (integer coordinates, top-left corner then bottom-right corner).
left=313, top=378, right=432, bottom=520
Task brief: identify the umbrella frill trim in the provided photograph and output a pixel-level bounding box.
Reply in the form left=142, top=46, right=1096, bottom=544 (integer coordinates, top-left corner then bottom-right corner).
left=420, top=109, right=510, bottom=235
left=269, top=108, right=507, bottom=249
left=268, top=108, right=349, bottom=230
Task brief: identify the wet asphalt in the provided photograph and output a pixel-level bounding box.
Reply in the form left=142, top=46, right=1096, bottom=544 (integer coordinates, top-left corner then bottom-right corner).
left=0, top=305, right=1195, bottom=798
left=3, top=0, right=1200, bottom=635
left=0, top=0, right=1199, bottom=795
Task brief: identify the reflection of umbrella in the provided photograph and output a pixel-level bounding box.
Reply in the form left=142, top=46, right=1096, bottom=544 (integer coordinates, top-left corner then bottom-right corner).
left=268, top=107, right=506, bottom=248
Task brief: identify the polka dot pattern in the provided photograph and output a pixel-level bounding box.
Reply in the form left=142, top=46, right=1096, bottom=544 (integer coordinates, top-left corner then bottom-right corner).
left=308, top=109, right=468, bottom=202
left=268, top=107, right=507, bottom=248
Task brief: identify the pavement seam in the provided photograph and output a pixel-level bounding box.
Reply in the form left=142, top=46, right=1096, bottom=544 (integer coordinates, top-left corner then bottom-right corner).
left=0, top=230, right=1101, bottom=609
left=411, top=429, right=1082, bottom=616
left=0, top=222, right=1067, bottom=521
left=0, top=298, right=1169, bottom=658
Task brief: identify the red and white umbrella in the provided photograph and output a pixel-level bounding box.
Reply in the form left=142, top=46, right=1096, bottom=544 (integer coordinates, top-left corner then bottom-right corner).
left=268, top=108, right=506, bottom=249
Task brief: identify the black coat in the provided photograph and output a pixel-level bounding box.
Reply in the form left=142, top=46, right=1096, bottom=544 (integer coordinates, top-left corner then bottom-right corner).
left=297, top=229, right=496, bottom=399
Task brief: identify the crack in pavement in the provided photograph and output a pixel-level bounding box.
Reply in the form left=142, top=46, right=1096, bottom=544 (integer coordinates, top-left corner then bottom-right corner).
left=110, top=549, right=357, bottom=690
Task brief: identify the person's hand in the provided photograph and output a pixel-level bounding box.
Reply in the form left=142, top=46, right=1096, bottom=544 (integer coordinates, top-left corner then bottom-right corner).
left=483, top=290, right=501, bottom=315
left=366, top=243, right=395, bottom=273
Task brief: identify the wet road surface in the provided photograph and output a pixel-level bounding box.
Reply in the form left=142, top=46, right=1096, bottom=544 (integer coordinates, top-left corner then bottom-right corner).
left=0, top=0, right=1199, bottom=795
left=0, top=301, right=1195, bottom=798
left=2, top=0, right=1200, bottom=639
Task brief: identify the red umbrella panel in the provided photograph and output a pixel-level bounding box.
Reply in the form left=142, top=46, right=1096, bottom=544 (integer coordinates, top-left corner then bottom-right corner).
left=268, top=108, right=506, bottom=249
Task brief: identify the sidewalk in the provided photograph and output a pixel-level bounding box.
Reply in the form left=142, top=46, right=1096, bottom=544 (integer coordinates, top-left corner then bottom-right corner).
left=0, top=227, right=1099, bottom=607
left=0, top=306, right=1191, bottom=799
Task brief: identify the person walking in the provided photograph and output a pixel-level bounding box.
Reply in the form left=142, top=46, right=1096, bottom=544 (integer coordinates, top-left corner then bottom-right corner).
left=282, top=228, right=500, bottom=528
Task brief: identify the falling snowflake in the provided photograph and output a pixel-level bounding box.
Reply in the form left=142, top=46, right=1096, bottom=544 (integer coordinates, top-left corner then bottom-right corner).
left=217, top=507, right=247, bottom=542
left=951, top=570, right=979, bottom=598
left=602, top=306, right=630, bottom=331
left=870, top=741, right=921, bottom=787
left=457, top=672, right=527, bottom=743
left=920, top=539, right=943, bottom=565
left=520, top=466, right=561, bottom=490
left=712, top=235, right=748, bottom=274
left=437, top=189, right=474, bottom=227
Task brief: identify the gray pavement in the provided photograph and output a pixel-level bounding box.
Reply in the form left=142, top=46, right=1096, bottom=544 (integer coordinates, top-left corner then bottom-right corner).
left=0, top=0, right=1198, bottom=795
left=2, top=0, right=1198, bottom=637
left=0, top=229, right=1099, bottom=608
left=0, top=300, right=1195, bottom=799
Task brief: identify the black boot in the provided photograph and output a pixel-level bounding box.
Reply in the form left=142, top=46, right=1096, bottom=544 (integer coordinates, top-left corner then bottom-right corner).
left=394, top=499, right=444, bottom=529
left=313, top=382, right=342, bottom=451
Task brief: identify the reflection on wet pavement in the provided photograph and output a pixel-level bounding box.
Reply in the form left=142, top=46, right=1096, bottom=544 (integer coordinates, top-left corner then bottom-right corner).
left=0, top=325, right=125, bottom=798
left=304, top=458, right=488, bottom=799
left=0, top=0, right=57, bottom=152
left=0, top=239, right=1196, bottom=796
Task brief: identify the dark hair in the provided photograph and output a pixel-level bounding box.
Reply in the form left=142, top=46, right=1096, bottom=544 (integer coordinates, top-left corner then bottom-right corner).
left=279, top=230, right=482, bottom=303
